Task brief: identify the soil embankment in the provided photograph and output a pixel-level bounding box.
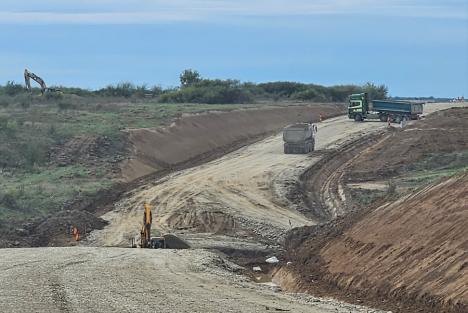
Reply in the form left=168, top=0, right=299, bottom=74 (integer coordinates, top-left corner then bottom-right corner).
left=283, top=107, right=468, bottom=313
left=121, top=104, right=342, bottom=181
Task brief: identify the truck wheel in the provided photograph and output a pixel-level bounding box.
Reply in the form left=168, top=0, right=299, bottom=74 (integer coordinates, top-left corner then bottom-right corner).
left=379, top=114, right=387, bottom=122
left=354, top=114, right=362, bottom=122
left=402, top=116, right=409, bottom=122
left=394, top=115, right=402, bottom=123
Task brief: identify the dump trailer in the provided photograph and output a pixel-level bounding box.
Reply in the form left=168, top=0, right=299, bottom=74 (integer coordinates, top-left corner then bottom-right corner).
left=348, top=93, right=424, bottom=122
left=283, top=123, right=317, bottom=154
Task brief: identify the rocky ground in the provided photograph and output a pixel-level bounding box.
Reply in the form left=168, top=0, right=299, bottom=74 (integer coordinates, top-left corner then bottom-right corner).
left=0, top=247, right=387, bottom=313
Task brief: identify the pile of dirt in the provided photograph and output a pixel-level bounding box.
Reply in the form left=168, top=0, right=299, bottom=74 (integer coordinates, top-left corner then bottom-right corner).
left=284, top=173, right=468, bottom=313
left=33, top=210, right=108, bottom=246
left=0, top=210, right=107, bottom=248
left=121, top=103, right=343, bottom=181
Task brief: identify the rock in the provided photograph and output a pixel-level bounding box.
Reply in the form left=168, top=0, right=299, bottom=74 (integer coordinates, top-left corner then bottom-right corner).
left=265, top=256, right=279, bottom=264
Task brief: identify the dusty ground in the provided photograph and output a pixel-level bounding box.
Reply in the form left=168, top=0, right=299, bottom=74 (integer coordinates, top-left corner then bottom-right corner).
left=88, top=113, right=387, bottom=248
left=0, top=247, right=386, bottom=313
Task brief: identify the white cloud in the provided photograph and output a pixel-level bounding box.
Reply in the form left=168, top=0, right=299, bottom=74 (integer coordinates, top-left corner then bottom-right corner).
left=0, top=0, right=466, bottom=24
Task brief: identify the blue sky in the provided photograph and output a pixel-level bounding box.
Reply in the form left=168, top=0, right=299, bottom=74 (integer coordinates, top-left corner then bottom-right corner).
left=0, top=0, right=467, bottom=97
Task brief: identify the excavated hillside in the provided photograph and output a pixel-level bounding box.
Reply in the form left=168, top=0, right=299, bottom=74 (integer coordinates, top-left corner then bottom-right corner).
left=282, top=107, right=468, bottom=313
left=284, top=173, right=467, bottom=313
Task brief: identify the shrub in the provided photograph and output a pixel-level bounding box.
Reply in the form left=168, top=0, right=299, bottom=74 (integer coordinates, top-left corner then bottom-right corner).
left=180, top=69, right=201, bottom=87
left=1, top=81, right=25, bottom=96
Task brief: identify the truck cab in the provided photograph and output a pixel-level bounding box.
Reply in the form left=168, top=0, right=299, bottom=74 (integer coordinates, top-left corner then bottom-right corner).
left=348, top=93, right=369, bottom=121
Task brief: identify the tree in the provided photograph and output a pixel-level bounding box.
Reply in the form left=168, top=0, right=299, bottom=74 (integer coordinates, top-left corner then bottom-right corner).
left=180, top=69, right=201, bottom=87
left=363, top=82, right=388, bottom=101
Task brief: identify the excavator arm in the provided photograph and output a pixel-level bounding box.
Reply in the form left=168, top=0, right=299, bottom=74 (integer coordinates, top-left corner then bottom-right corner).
left=24, top=69, right=48, bottom=95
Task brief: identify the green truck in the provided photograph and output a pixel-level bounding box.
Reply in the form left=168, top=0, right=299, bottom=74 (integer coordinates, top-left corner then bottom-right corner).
left=348, top=93, right=424, bottom=122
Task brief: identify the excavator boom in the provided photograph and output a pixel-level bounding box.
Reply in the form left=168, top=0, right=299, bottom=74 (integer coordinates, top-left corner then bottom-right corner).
left=24, top=69, right=48, bottom=95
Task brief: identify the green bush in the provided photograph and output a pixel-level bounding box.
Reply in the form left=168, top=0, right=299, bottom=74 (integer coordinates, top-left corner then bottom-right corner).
left=158, top=79, right=253, bottom=104
left=1, top=81, right=25, bottom=96
left=22, top=140, right=48, bottom=168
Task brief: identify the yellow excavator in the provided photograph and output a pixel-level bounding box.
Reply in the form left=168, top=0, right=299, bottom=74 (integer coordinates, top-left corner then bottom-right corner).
left=139, top=203, right=166, bottom=249
left=24, top=69, right=60, bottom=95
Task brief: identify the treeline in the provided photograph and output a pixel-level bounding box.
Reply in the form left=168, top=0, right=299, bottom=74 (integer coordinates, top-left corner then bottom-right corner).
left=0, top=69, right=388, bottom=104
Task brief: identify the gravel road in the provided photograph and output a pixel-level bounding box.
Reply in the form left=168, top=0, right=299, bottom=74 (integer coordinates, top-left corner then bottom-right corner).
left=0, top=247, right=387, bottom=313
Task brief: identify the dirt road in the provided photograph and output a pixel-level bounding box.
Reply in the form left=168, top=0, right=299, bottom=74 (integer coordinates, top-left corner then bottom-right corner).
left=0, top=247, right=385, bottom=313
left=90, top=102, right=463, bottom=248
left=89, top=116, right=386, bottom=247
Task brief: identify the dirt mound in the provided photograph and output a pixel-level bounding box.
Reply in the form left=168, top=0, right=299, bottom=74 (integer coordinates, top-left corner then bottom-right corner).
left=122, top=104, right=342, bottom=181
left=0, top=209, right=107, bottom=248
left=33, top=210, right=108, bottom=246
left=163, top=234, right=190, bottom=249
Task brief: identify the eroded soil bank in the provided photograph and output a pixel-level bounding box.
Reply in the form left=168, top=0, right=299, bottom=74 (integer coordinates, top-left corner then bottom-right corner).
left=281, top=108, right=468, bottom=313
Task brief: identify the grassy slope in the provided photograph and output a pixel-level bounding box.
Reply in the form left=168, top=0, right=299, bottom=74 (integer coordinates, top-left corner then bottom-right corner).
left=0, top=96, right=263, bottom=222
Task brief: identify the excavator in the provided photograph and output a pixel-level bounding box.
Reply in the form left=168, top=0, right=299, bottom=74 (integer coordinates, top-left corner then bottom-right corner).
left=24, top=69, right=60, bottom=95
left=139, top=203, right=166, bottom=249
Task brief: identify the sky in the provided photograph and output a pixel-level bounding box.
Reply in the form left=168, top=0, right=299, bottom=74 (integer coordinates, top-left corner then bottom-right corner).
left=0, top=0, right=467, bottom=97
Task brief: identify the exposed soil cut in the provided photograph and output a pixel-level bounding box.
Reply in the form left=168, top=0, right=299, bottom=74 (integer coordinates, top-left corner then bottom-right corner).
left=283, top=107, right=468, bottom=313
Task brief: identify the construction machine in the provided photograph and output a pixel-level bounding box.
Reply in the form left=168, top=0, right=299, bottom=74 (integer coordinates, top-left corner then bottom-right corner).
left=283, top=123, right=317, bottom=154
left=24, top=69, right=60, bottom=95
left=139, top=203, right=166, bottom=249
